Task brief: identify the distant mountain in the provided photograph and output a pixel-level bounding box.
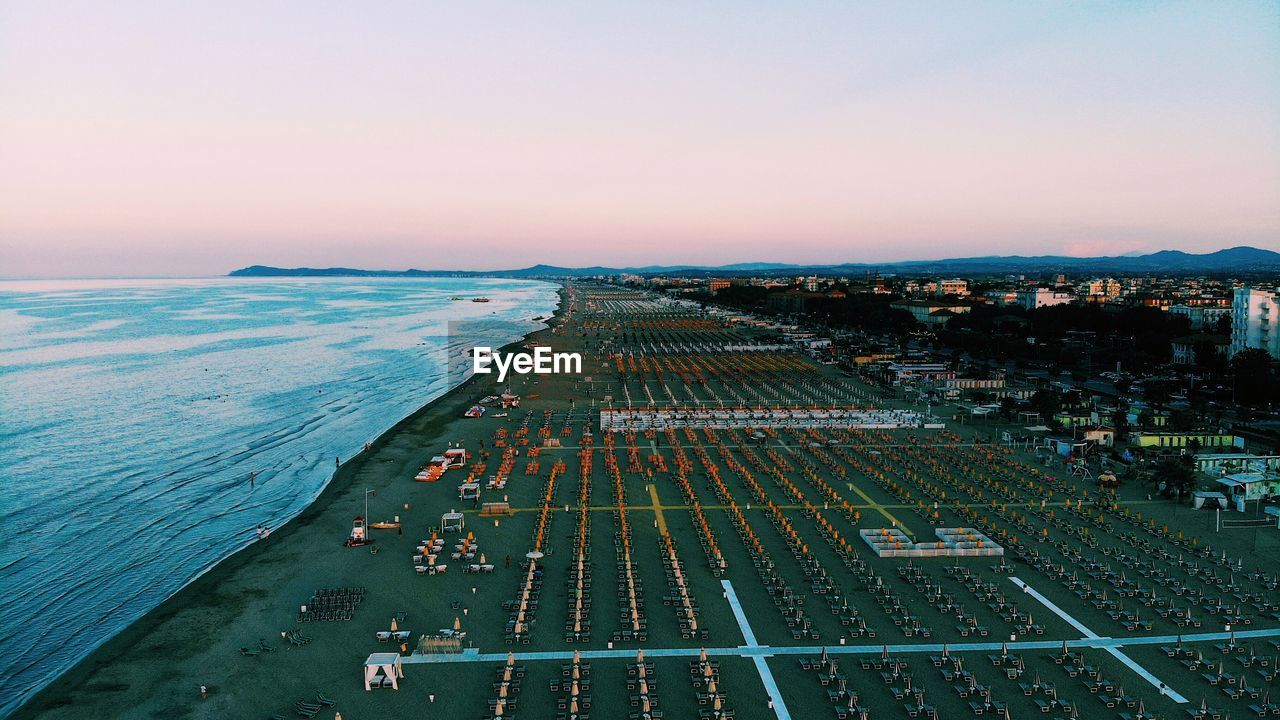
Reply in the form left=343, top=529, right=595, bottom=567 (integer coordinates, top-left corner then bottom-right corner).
left=229, top=246, right=1280, bottom=279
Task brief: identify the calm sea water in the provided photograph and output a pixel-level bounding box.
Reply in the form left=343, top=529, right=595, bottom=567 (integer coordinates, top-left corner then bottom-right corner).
left=0, top=277, right=559, bottom=716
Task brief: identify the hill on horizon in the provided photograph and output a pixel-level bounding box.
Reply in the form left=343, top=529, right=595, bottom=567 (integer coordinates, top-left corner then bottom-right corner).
left=229, top=245, right=1280, bottom=279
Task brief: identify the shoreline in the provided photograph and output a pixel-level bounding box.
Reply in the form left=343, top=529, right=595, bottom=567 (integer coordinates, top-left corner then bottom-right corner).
left=9, top=284, right=564, bottom=719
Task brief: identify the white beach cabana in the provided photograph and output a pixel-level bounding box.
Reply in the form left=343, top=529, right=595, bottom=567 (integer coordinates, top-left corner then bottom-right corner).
left=441, top=510, right=465, bottom=533
left=364, top=652, right=404, bottom=690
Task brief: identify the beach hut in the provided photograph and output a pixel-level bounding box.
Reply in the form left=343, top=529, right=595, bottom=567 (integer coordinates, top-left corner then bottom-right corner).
left=441, top=510, right=465, bottom=533
left=363, top=652, right=403, bottom=690
left=445, top=447, right=468, bottom=466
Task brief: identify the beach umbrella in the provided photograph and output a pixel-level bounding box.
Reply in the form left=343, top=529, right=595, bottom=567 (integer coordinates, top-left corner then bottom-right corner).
left=453, top=616, right=462, bottom=631
left=391, top=618, right=399, bottom=632
left=700, top=647, right=708, bottom=662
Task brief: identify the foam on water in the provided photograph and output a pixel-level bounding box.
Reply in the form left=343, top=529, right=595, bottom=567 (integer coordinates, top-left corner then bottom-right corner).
left=0, top=276, right=559, bottom=716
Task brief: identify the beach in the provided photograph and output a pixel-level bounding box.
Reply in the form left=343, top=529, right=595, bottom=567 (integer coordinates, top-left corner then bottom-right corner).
left=13, top=283, right=1280, bottom=720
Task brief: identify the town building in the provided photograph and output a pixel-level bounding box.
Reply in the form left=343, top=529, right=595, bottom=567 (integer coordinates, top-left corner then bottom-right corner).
left=1170, top=333, right=1228, bottom=365
left=1170, top=304, right=1231, bottom=331
left=1129, top=432, right=1242, bottom=450
left=890, top=299, right=972, bottom=326
left=1231, top=287, right=1280, bottom=358
left=1016, top=288, right=1073, bottom=310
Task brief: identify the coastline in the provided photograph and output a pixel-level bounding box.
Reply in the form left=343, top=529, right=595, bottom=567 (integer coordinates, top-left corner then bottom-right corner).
left=9, top=284, right=564, bottom=719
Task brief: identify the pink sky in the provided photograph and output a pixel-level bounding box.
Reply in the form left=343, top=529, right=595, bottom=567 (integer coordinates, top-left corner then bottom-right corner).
left=1, top=2, right=1278, bottom=276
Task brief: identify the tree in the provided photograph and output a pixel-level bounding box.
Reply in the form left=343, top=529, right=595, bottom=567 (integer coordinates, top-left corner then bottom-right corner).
left=1231, top=348, right=1277, bottom=407
left=1111, top=407, right=1130, bottom=441
left=1155, top=457, right=1196, bottom=499
left=1168, top=409, right=1197, bottom=432
left=998, top=396, right=1020, bottom=420
left=1029, top=390, right=1061, bottom=424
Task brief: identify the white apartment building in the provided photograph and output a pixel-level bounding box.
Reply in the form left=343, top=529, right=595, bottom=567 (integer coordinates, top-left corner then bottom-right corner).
left=1231, top=287, right=1280, bottom=358
left=1017, top=288, right=1073, bottom=310
left=1170, top=304, right=1231, bottom=331
left=936, top=279, right=969, bottom=296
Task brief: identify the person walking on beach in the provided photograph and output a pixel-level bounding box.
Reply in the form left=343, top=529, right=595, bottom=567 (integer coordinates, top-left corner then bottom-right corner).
left=200, top=684, right=207, bottom=700
left=505, top=554, right=511, bottom=568
left=249, top=471, right=256, bottom=489
left=335, top=456, right=341, bottom=469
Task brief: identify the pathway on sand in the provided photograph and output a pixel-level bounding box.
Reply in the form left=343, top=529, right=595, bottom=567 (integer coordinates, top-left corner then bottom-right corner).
left=721, top=579, right=792, bottom=720
left=1011, top=577, right=1190, bottom=704
left=401, top=625, right=1280, bottom=665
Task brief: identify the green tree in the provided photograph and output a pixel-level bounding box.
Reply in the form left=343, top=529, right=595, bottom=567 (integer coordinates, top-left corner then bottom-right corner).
left=1155, top=457, right=1196, bottom=499
left=1029, top=390, right=1061, bottom=424
left=1111, top=407, right=1130, bottom=441
left=1231, top=348, right=1277, bottom=407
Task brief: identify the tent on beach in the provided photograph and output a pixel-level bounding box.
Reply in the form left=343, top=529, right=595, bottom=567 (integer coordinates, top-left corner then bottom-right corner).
left=364, top=652, right=403, bottom=690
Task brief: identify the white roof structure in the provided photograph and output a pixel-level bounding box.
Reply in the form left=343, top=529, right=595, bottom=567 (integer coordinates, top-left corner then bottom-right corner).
left=364, top=652, right=403, bottom=690
left=1217, top=472, right=1267, bottom=489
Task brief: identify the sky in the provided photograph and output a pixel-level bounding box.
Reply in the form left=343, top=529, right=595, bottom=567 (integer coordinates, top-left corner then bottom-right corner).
left=1, top=1, right=1278, bottom=277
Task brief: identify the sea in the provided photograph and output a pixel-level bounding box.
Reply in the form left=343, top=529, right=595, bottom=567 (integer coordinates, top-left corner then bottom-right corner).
left=0, top=276, right=559, bottom=716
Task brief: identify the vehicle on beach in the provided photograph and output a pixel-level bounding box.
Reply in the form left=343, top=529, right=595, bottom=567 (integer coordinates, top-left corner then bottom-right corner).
left=344, top=516, right=372, bottom=547
left=464, top=404, right=486, bottom=418
left=472, top=297, right=490, bottom=303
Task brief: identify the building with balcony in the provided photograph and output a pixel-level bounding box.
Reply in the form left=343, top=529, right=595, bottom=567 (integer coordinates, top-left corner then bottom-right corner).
left=1231, top=287, right=1280, bottom=358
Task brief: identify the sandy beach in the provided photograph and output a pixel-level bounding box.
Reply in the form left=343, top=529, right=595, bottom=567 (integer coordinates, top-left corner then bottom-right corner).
left=14, top=283, right=1280, bottom=720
